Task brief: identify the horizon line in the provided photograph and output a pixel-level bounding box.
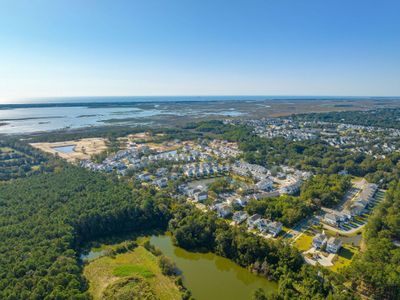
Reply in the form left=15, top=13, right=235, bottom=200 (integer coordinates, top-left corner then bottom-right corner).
left=1, top=94, right=400, bottom=105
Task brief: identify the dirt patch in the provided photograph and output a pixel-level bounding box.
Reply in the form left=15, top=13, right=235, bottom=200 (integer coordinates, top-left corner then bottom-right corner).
left=31, top=138, right=108, bottom=163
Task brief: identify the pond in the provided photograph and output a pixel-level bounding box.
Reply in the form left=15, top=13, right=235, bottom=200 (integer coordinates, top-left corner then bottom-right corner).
left=150, top=235, right=277, bottom=300
left=52, top=145, right=75, bottom=153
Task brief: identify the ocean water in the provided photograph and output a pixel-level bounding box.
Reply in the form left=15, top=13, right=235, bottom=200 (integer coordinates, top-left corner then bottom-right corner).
left=4, top=95, right=277, bottom=105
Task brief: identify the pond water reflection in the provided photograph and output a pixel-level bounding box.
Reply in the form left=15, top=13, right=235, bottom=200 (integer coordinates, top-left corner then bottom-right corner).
left=150, top=235, right=277, bottom=300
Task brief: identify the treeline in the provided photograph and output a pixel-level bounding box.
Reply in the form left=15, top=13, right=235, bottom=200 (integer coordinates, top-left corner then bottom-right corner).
left=26, top=124, right=200, bottom=144
left=292, top=108, right=400, bottom=129
left=0, top=166, right=173, bottom=299
left=185, top=119, right=255, bottom=142
left=345, top=182, right=400, bottom=300
left=168, top=205, right=355, bottom=299
left=245, top=175, right=351, bottom=226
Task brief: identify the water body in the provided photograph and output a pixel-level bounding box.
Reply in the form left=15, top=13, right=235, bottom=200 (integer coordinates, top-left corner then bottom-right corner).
left=0, top=104, right=243, bottom=134
left=0, top=106, right=164, bottom=134
left=53, top=145, right=75, bottom=153
left=150, top=235, right=277, bottom=300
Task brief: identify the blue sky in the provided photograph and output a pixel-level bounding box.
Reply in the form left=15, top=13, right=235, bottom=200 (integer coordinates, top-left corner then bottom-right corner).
left=0, top=0, right=399, bottom=101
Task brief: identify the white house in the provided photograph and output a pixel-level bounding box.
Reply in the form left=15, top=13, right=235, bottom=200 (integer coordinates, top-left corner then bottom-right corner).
left=312, top=233, right=328, bottom=249
left=326, top=237, right=342, bottom=253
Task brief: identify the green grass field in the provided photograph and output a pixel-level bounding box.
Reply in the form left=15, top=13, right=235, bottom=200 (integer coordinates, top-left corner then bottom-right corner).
left=113, top=264, right=154, bottom=278
left=329, top=245, right=359, bottom=273
left=294, top=233, right=313, bottom=252
left=84, top=243, right=181, bottom=300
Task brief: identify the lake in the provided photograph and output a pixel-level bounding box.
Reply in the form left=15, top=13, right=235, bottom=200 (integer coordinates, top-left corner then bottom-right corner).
left=150, top=235, right=277, bottom=300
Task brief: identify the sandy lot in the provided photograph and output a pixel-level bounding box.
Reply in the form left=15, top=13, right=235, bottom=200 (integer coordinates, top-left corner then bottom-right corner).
left=31, top=138, right=108, bottom=163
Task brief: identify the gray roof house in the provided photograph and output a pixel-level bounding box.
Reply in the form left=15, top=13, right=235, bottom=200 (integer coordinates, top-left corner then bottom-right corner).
left=312, top=233, right=328, bottom=249
left=232, top=211, right=249, bottom=224
left=326, top=237, right=342, bottom=253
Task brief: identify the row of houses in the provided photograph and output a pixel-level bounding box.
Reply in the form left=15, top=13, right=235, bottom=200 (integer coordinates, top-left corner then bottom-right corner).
left=231, top=161, right=268, bottom=180
left=147, top=150, right=202, bottom=163
left=349, top=182, right=378, bottom=216
left=206, top=140, right=242, bottom=158
left=182, top=163, right=230, bottom=177
left=323, top=180, right=378, bottom=227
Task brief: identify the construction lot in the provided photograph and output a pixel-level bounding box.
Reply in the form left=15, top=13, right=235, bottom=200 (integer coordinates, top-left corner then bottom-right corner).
left=31, top=138, right=108, bottom=163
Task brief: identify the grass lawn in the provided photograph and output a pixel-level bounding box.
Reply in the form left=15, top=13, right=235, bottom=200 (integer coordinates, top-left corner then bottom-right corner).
left=113, top=264, right=154, bottom=278
left=294, top=233, right=313, bottom=252
left=329, top=245, right=359, bottom=273
left=84, top=244, right=181, bottom=300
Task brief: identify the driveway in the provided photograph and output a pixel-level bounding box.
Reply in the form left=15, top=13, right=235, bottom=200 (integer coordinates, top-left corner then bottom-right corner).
left=303, top=247, right=335, bottom=267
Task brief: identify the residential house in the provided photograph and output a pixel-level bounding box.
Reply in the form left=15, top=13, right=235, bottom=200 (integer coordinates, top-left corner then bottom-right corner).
left=247, top=214, right=262, bottom=229
left=154, top=178, right=168, bottom=188
left=194, top=191, right=208, bottom=202
left=324, top=213, right=340, bottom=227
left=326, top=237, right=342, bottom=253
left=255, top=218, right=269, bottom=233
left=215, top=203, right=232, bottom=218
left=232, top=211, right=249, bottom=224
left=138, top=173, right=151, bottom=182
left=312, top=233, right=328, bottom=249
left=267, top=221, right=283, bottom=237
left=235, top=197, right=249, bottom=207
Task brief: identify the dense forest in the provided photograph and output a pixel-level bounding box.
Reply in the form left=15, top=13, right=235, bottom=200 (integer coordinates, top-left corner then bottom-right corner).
left=0, top=166, right=173, bottom=299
